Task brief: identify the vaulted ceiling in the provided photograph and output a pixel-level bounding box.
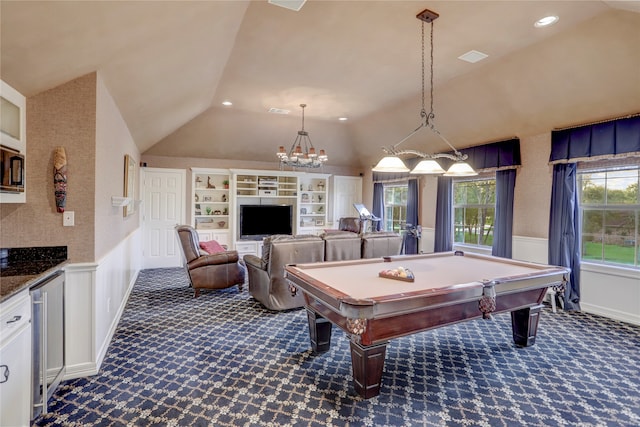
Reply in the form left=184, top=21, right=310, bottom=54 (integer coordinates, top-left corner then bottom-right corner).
left=2, top=1, right=639, bottom=169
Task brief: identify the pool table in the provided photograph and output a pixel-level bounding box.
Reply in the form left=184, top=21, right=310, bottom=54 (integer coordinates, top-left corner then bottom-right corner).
left=284, top=251, right=569, bottom=399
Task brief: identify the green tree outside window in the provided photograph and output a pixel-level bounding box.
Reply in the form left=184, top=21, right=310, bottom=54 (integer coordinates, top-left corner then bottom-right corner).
left=383, top=184, right=408, bottom=233
left=453, top=179, right=496, bottom=247
left=579, top=168, right=639, bottom=267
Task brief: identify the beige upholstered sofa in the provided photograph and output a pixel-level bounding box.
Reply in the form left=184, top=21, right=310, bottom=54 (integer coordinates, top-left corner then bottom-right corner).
left=361, top=231, right=405, bottom=258
left=322, top=231, right=362, bottom=261
left=244, top=235, right=325, bottom=311
left=244, top=231, right=402, bottom=311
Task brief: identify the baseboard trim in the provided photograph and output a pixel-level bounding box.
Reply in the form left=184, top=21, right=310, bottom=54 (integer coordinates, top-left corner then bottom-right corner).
left=64, top=362, right=99, bottom=380
left=581, top=302, right=640, bottom=326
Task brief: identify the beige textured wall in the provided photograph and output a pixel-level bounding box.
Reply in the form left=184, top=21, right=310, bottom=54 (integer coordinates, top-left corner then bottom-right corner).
left=513, top=133, right=554, bottom=238
left=94, top=74, right=140, bottom=260
left=419, top=175, right=439, bottom=229
left=0, top=74, right=97, bottom=262
left=1, top=72, right=140, bottom=263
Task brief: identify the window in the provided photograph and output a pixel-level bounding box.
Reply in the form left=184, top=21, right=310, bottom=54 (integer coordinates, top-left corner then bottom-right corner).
left=453, top=178, right=496, bottom=247
left=578, top=167, right=639, bottom=267
left=383, top=184, right=407, bottom=233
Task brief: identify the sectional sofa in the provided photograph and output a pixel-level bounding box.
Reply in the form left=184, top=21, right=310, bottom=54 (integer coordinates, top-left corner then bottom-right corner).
left=244, top=231, right=403, bottom=311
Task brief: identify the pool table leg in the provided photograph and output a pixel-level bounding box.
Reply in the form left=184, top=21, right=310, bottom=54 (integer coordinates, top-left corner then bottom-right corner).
left=511, top=304, right=543, bottom=347
left=306, top=308, right=333, bottom=353
left=350, top=341, right=387, bottom=399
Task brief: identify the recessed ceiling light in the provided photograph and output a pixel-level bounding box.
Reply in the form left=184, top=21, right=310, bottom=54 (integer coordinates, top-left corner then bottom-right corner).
left=268, top=107, right=290, bottom=115
left=458, top=50, right=488, bottom=64
left=534, top=15, right=559, bottom=28
left=222, top=101, right=232, bottom=106
left=268, top=0, right=307, bottom=12
left=338, top=117, right=348, bottom=121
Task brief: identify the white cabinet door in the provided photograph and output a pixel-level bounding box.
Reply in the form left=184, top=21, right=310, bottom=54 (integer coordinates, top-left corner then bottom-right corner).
left=142, top=168, right=186, bottom=269
left=0, top=80, right=27, bottom=204
left=0, top=304, right=31, bottom=427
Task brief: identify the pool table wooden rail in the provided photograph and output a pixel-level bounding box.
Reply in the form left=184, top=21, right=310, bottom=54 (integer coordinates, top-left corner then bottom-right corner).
left=285, top=254, right=568, bottom=323
left=283, top=252, right=570, bottom=398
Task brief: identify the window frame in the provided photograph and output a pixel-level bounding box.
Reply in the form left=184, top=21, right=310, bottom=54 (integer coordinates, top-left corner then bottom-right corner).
left=382, top=182, right=408, bottom=233
left=577, top=165, right=639, bottom=269
left=452, top=175, right=496, bottom=249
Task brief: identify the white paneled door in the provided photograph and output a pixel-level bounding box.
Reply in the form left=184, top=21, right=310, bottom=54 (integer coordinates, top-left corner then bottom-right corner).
left=142, top=168, right=186, bottom=269
left=332, top=175, right=363, bottom=222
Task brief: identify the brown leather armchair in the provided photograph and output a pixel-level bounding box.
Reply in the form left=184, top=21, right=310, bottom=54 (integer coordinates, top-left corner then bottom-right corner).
left=175, top=225, right=245, bottom=297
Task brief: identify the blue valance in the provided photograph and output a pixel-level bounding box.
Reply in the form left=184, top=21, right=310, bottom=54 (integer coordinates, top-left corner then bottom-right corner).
left=549, top=114, right=640, bottom=164
left=458, top=138, right=521, bottom=172
left=429, top=137, right=521, bottom=174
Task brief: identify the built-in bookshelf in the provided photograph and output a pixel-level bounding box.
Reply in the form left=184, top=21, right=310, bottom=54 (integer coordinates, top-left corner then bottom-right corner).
left=188, top=169, right=337, bottom=255
left=191, top=168, right=231, bottom=246
left=297, top=174, right=330, bottom=233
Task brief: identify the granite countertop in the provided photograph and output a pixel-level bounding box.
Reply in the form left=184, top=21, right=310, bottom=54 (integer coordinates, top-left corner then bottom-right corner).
left=0, top=246, right=68, bottom=303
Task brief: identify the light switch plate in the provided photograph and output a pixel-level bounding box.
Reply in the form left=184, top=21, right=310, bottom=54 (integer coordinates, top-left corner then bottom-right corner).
left=63, top=211, right=74, bottom=226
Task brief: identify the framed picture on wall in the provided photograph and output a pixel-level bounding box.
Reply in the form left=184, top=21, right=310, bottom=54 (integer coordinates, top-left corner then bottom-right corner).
left=123, top=154, right=136, bottom=217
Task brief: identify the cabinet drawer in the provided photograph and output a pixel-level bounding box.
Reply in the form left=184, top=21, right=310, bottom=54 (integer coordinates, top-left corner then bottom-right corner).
left=0, top=290, right=31, bottom=346
left=235, top=241, right=257, bottom=253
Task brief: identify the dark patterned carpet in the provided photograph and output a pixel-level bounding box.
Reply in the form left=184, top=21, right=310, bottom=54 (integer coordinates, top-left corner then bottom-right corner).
left=34, top=268, right=640, bottom=426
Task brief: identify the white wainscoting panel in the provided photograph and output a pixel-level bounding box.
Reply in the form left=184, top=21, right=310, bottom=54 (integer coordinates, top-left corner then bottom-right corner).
left=64, top=228, right=142, bottom=379
left=581, top=263, right=640, bottom=326
left=512, top=235, right=548, bottom=264
left=512, top=235, right=639, bottom=326
left=420, top=227, right=435, bottom=254
left=63, top=262, right=97, bottom=378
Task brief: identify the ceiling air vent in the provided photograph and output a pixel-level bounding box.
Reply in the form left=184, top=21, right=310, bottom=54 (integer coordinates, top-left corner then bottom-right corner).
left=268, top=0, right=307, bottom=12
left=458, top=50, right=489, bottom=63
left=268, top=107, right=291, bottom=115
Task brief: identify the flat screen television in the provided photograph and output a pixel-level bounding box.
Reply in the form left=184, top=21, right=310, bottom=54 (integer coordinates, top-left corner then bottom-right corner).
left=240, top=204, right=292, bottom=239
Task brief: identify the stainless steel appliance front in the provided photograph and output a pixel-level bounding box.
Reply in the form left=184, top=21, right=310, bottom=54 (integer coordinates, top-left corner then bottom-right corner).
left=30, top=272, right=65, bottom=419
